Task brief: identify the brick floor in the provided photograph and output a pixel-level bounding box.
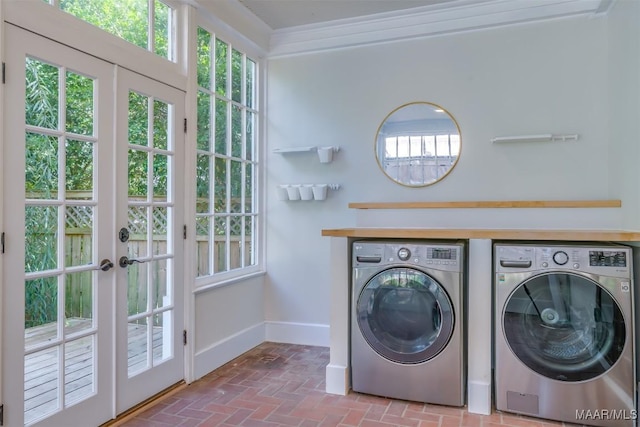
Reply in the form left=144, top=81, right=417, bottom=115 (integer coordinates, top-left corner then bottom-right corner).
left=119, top=342, right=581, bottom=427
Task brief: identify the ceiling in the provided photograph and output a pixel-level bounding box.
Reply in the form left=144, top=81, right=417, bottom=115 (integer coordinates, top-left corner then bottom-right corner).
left=236, top=0, right=460, bottom=30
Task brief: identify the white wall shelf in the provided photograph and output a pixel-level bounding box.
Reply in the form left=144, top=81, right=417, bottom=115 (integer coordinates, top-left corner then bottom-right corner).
left=491, top=134, right=579, bottom=143
left=273, top=146, right=317, bottom=153
left=273, top=146, right=340, bottom=163
left=278, top=184, right=341, bottom=201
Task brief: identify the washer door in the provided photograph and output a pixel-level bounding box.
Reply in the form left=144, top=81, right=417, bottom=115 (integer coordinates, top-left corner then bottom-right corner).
left=503, top=272, right=626, bottom=382
left=356, top=267, right=454, bottom=364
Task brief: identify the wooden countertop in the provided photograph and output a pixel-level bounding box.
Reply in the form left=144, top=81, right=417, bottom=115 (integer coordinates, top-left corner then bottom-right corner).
left=321, top=228, right=640, bottom=241
left=348, top=200, right=622, bottom=209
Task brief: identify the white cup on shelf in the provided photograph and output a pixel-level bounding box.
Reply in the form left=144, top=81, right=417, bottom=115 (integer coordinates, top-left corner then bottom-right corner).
left=312, top=184, right=328, bottom=200
left=299, top=184, right=314, bottom=200
left=317, top=146, right=334, bottom=163
left=286, top=185, right=301, bottom=200
left=276, top=185, right=288, bottom=200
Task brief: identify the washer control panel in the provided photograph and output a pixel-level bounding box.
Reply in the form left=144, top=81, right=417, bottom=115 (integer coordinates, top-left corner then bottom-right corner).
left=495, top=244, right=631, bottom=278
left=353, top=241, right=463, bottom=272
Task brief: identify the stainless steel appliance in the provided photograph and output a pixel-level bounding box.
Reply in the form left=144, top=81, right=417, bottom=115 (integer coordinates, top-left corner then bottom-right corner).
left=351, top=240, right=466, bottom=406
left=494, top=243, right=635, bottom=427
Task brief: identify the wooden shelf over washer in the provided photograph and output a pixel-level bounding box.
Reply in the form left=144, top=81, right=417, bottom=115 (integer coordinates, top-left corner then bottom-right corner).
left=321, top=228, right=640, bottom=241
left=348, top=200, right=622, bottom=209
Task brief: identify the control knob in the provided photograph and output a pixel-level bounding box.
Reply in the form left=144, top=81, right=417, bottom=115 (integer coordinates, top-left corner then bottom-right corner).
left=553, top=251, right=569, bottom=265
left=398, top=248, right=411, bottom=261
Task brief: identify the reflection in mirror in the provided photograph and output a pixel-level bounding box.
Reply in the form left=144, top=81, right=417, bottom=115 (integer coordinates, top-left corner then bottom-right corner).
left=375, top=102, right=461, bottom=187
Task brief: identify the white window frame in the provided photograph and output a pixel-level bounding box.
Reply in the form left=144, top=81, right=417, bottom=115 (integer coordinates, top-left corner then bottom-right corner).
left=190, top=14, right=265, bottom=291
left=3, top=0, right=187, bottom=91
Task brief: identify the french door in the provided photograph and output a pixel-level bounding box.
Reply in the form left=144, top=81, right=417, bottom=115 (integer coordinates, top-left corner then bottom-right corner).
left=3, top=25, right=184, bottom=426
left=114, top=68, right=184, bottom=414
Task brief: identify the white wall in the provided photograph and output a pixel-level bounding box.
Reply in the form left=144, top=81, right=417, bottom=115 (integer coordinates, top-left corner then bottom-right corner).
left=193, top=276, right=265, bottom=379
left=265, top=8, right=638, bottom=340
left=608, top=0, right=640, bottom=231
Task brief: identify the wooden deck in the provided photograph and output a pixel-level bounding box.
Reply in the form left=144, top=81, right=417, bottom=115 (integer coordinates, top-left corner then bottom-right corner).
left=24, top=318, right=165, bottom=425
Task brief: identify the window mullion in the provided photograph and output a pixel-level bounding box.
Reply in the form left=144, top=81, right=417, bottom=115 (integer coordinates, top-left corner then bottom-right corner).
left=148, top=0, right=155, bottom=53
left=225, top=101, right=232, bottom=272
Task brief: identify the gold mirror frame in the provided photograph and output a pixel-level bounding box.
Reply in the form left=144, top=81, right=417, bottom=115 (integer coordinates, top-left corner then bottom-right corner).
left=375, top=102, right=461, bottom=187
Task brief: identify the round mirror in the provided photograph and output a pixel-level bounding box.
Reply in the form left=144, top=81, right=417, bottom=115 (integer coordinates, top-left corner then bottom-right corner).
left=375, top=102, right=461, bottom=187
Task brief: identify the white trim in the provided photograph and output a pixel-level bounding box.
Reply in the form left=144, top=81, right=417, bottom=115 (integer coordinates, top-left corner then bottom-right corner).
left=0, top=0, right=5, bottom=410
left=268, top=0, right=609, bottom=58
left=181, top=3, right=197, bottom=385
left=325, top=364, right=350, bottom=396
left=193, top=1, right=268, bottom=59
left=466, top=239, right=493, bottom=415
left=4, top=0, right=187, bottom=90
left=194, top=270, right=266, bottom=294
left=193, top=322, right=265, bottom=380
left=264, top=321, right=330, bottom=347
left=468, top=381, right=492, bottom=415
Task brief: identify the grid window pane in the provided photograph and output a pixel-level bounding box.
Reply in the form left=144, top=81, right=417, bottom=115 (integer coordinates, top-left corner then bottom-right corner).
left=66, top=71, right=94, bottom=135
left=128, top=149, right=148, bottom=197
left=25, top=206, right=59, bottom=273
left=215, top=39, right=228, bottom=96
left=66, top=139, right=94, bottom=198
left=59, top=0, right=175, bottom=61
left=26, top=58, right=59, bottom=129
left=197, top=92, right=211, bottom=150
left=196, top=154, right=210, bottom=210
left=231, top=105, right=242, bottom=158
left=214, top=216, right=227, bottom=273
left=26, top=133, right=59, bottom=199
left=246, top=111, right=254, bottom=161
left=153, top=99, right=169, bottom=150
left=65, top=206, right=93, bottom=266
left=129, top=92, right=149, bottom=147
left=197, top=28, right=212, bottom=90
left=196, top=28, right=259, bottom=280
left=25, top=347, right=60, bottom=424
left=65, top=336, right=95, bottom=405
left=154, top=0, right=170, bottom=59
left=196, top=216, right=210, bottom=277
left=246, top=59, right=255, bottom=109
left=214, top=157, right=227, bottom=213
left=231, top=49, right=242, bottom=103
left=215, top=98, right=228, bottom=154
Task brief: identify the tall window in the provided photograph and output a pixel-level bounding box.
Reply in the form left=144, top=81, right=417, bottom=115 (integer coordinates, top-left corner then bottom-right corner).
left=196, top=27, right=258, bottom=277
left=47, top=0, right=175, bottom=61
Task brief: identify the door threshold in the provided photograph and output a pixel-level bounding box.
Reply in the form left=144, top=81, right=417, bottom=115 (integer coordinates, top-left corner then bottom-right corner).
left=100, top=380, right=187, bottom=427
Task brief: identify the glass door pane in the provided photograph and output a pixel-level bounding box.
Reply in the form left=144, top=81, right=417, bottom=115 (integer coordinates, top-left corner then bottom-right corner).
left=125, top=92, right=174, bottom=376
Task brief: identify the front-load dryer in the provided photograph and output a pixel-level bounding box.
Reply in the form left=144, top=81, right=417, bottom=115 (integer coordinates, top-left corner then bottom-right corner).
left=494, top=243, right=635, bottom=427
left=351, top=240, right=466, bottom=406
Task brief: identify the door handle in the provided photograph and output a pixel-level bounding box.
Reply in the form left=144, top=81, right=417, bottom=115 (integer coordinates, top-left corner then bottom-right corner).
left=99, top=259, right=115, bottom=271
left=119, top=256, right=144, bottom=268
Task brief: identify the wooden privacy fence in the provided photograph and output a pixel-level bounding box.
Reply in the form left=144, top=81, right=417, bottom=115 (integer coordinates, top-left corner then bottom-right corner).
left=65, top=232, right=250, bottom=319
left=62, top=201, right=252, bottom=318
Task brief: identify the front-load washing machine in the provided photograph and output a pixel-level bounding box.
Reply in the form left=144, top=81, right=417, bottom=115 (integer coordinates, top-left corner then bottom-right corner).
left=351, top=240, right=465, bottom=406
left=495, top=243, right=635, bottom=427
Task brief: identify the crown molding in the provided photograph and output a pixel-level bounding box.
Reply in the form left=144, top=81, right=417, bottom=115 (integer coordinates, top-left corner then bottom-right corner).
left=267, top=0, right=610, bottom=58
left=190, top=0, right=271, bottom=55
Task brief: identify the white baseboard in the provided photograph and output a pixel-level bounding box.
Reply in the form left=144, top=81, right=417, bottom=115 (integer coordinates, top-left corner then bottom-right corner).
left=264, top=321, right=330, bottom=347
left=325, top=363, right=350, bottom=395
left=468, top=380, right=492, bottom=415
left=193, top=322, right=265, bottom=380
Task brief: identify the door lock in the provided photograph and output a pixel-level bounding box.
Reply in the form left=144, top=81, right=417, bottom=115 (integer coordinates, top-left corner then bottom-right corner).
left=99, top=259, right=115, bottom=271
left=119, top=256, right=144, bottom=268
